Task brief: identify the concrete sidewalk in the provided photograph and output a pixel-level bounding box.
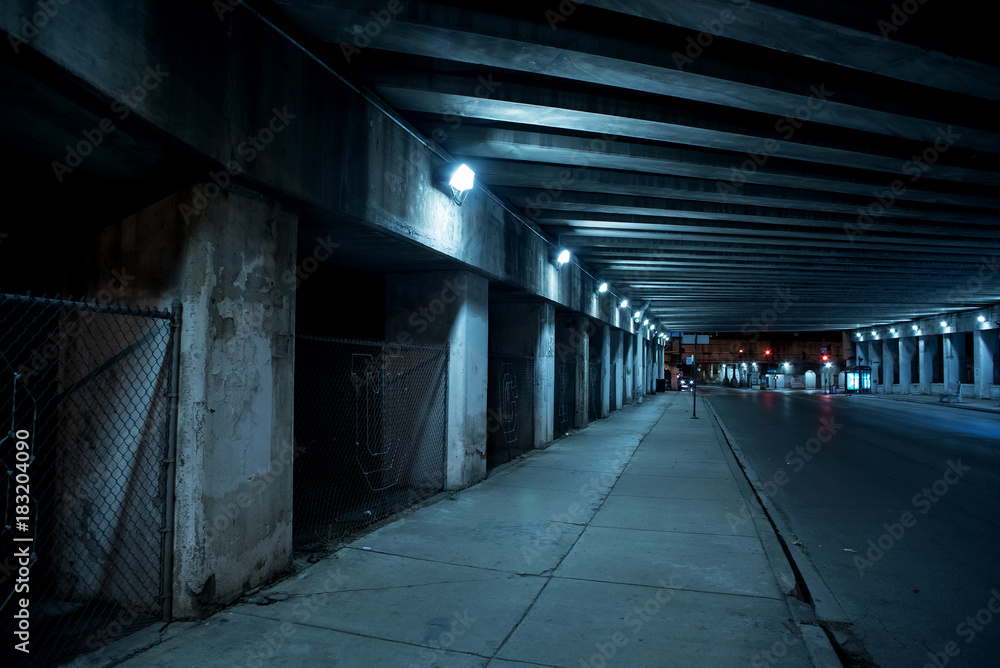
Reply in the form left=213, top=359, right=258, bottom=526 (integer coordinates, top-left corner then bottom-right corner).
left=78, top=393, right=840, bottom=667
left=859, top=391, right=1000, bottom=414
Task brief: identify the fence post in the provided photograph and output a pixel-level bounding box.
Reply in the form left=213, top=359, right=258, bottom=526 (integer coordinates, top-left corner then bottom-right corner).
left=161, top=299, right=181, bottom=622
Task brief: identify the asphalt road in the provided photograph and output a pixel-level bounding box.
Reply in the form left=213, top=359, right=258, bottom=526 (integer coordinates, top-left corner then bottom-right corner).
left=700, top=386, right=1000, bottom=668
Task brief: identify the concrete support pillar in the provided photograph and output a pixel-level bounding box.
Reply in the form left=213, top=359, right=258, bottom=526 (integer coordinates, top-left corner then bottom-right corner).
left=91, top=186, right=297, bottom=618
left=898, top=338, right=913, bottom=393
left=614, top=328, right=624, bottom=409
left=574, top=315, right=590, bottom=428
left=537, top=304, right=556, bottom=445
left=868, top=341, right=881, bottom=391
left=601, top=324, right=611, bottom=417
left=624, top=334, right=633, bottom=405
left=883, top=340, right=896, bottom=393
left=918, top=337, right=933, bottom=394
left=944, top=333, right=961, bottom=387
left=974, top=329, right=997, bottom=399
left=386, top=270, right=488, bottom=490
left=855, top=340, right=868, bottom=366
left=652, top=344, right=658, bottom=385
left=634, top=333, right=644, bottom=403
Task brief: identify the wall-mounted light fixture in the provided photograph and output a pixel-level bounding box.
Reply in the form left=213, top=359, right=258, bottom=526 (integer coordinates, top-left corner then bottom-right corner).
left=940, top=320, right=948, bottom=328
left=442, top=163, right=475, bottom=205
left=554, top=248, right=571, bottom=267
left=598, top=282, right=608, bottom=293
left=978, top=315, right=987, bottom=323
left=619, top=298, right=629, bottom=309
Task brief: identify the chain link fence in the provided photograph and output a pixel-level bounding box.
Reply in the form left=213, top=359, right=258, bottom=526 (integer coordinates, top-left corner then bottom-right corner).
left=0, top=293, right=177, bottom=665
left=554, top=359, right=575, bottom=438
left=610, top=359, right=617, bottom=411
left=293, top=336, right=448, bottom=551
left=486, top=355, right=535, bottom=469
left=588, top=361, right=601, bottom=422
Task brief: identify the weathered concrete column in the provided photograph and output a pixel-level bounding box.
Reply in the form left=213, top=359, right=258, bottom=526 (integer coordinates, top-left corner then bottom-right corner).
left=386, top=270, right=488, bottom=490
left=537, top=304, right=556, bottom=445
left=943, top=333, right=961, bottom=387
left=883, top=340, right=896, bottom=393
left=634, top=332, right=644, bottom=403
left=90, top=186, right=297, bottom=618
left=613, top=328, right=624, bottom=409
left=601, top=323, right=611, bottom=417
left=647, top=340, right=655, bottom=392
left=868, top=341, right=881, bottom=391
left=623, top=334, right=634, bottom=404
left=855, top=340, right=868, bottom=366
left=974, top=329, right=997, bottom=399
left=918, top=337, right=933, bottom=394
left=898, top=337, right=913, bottom=393
left=574, top=315, right=591, bottom=428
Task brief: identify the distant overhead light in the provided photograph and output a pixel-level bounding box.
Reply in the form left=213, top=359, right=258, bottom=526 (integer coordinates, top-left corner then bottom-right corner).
left=598, top=282, right=608, bottom=293
left=619, top=298, right=629, bottom=309
left=978, top=315, right=987, bottom=323
left=871, top=330, right=877, bottom=335
left=643, top=319, right=649, bottom=326
left=556, top=249, right=570, bottom=266
left=940, top=321, right=948, bottom=327
left=889, top=328, right=896, bottom=334
left=912, top=324, right=919, bottom=331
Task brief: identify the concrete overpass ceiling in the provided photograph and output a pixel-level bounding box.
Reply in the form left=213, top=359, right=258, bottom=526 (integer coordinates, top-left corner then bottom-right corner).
left=276, top=0, right=1000, bottom=332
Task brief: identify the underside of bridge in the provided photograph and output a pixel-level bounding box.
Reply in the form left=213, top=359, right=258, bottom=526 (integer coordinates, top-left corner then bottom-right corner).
left=273, top=0, right=1000, bottom=331
left=1, top=0, right=998, bottom=651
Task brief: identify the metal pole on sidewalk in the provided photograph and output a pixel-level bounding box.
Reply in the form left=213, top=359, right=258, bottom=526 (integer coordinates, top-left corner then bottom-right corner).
left=692, top=339, right=698, bottom=419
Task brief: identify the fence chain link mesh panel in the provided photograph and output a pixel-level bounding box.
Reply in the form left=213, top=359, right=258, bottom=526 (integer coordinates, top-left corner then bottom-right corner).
left=588, top=361, right=601, bottom=422
left=554, top=359, right=575, bottom=438
left=293, top=336, right=448, bottom=551
left=486, top=355, right=535, bottom=470
left=610, top=360, right=617, bottom=411
left=0, top=294, right=177, bottom=665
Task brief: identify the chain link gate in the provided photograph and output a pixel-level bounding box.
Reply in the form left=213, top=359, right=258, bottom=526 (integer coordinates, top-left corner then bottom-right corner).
left=487, top=355, right=535, bottom=469
left=293, top=336, right=448, bottom=551
left=554, top=359, right=575, bottom=438
left=0, top=294, right=178, bottom=665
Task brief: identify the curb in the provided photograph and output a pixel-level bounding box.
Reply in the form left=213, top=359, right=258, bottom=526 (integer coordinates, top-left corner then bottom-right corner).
left=702, top=396, right=846, bottom=668
left=865, top=394, right=1000, bottom=414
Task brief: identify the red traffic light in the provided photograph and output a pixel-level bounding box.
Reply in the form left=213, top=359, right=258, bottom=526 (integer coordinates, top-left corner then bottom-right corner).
left=738, top=349, right=744, bottom=354
left=764, top=349, right=772, bottom=356
left=821, top=354, right=830, bottom=361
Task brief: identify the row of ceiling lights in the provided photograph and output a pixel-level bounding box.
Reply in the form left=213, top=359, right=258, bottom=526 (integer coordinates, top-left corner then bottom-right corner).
left=856, top=314, right=995, bottom=340
left=448, top=164, right=671, bottom=342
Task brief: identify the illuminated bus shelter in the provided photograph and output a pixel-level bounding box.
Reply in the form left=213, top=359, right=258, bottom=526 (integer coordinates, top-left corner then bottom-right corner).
left=845, top=365, right=872, bottom=394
